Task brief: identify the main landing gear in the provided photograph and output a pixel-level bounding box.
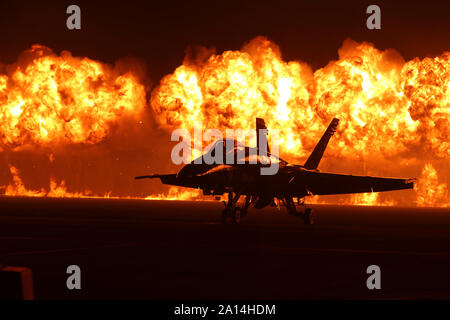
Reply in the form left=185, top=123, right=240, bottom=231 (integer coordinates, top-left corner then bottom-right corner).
left=221, top=193, right=251, bottom=224
left=282, top=197, right=314, bottom=225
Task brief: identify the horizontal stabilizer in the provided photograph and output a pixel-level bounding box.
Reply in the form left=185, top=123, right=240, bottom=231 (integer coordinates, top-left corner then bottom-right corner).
left=304, top=118, right=339, bottom=170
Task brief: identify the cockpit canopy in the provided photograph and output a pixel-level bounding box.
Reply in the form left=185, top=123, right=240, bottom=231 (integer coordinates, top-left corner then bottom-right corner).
left=195, top=138, right=287, bottom=166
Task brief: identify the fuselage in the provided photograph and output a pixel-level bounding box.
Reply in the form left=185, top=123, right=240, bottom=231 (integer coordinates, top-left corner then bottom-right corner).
left=136, top=120, right=414, bottom=212
left=176, top=143, right=309, bottom=199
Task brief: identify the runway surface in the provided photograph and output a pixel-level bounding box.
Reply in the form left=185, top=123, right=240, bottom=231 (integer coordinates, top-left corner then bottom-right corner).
left=0, top=196, right=449, bottom=299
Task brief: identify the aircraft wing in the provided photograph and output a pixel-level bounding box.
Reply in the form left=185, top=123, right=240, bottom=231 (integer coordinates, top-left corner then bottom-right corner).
left=294, top=170, right=415, bottom=196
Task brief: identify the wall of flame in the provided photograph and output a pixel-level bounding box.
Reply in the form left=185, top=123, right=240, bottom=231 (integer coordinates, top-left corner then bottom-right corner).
left=0, top=37, right=448, bottom=207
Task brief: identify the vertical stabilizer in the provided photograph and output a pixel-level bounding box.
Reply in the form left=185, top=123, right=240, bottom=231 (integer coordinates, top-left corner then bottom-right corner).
left=303, top=118, right=339, bottom=170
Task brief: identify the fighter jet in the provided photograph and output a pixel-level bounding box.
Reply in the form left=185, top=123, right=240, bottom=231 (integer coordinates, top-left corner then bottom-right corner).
left=136, top=118, right=415, bottom=224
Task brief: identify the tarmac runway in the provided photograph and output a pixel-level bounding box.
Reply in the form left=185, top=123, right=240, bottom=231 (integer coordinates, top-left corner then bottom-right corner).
left=0, top=196, right=449, bottom=299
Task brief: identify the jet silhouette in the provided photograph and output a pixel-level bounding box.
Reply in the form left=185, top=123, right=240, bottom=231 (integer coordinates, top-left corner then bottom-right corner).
left=136, top=118, right=414, bottom=224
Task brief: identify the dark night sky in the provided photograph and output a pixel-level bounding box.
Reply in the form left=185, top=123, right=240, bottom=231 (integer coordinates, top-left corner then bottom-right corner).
left=0, top=0, right=449, bottom=82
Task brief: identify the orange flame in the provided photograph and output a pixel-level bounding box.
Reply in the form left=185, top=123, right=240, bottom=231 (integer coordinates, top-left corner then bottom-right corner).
left=0, top=165, right=206, bottom=201
left=145, top=186, right=204, bottom=201
left=0, top=45, right=146, bottom=150
left=0, top=39, right=448, bottom=205
left=1, top=165, right=91, bottom=198
left=151, top=37, right=449, bottom=160
left=415, top=163, right=448, bottom=207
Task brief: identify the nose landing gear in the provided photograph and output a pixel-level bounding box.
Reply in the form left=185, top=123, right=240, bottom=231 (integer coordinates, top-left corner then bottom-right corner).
left=303, top=207, right=314, bottom=225
left=282, top=197, right=314, bottom=225
left=221, top=192, right=242, bottom=224
left=221, top=193, right=252, bottom=224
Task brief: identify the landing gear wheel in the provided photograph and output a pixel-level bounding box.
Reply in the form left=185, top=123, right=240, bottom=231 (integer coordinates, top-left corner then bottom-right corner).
left=221, top=208, right=230, bottom=224
left=304, top=208, right=314, bottom=225
left=232, top=207, right=241, bottom=224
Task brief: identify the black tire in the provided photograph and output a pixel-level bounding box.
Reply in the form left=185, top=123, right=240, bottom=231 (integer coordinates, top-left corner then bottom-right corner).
left=304, top=208, right=314, bottom=225
left=232, top=207, right=241, bottom=224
